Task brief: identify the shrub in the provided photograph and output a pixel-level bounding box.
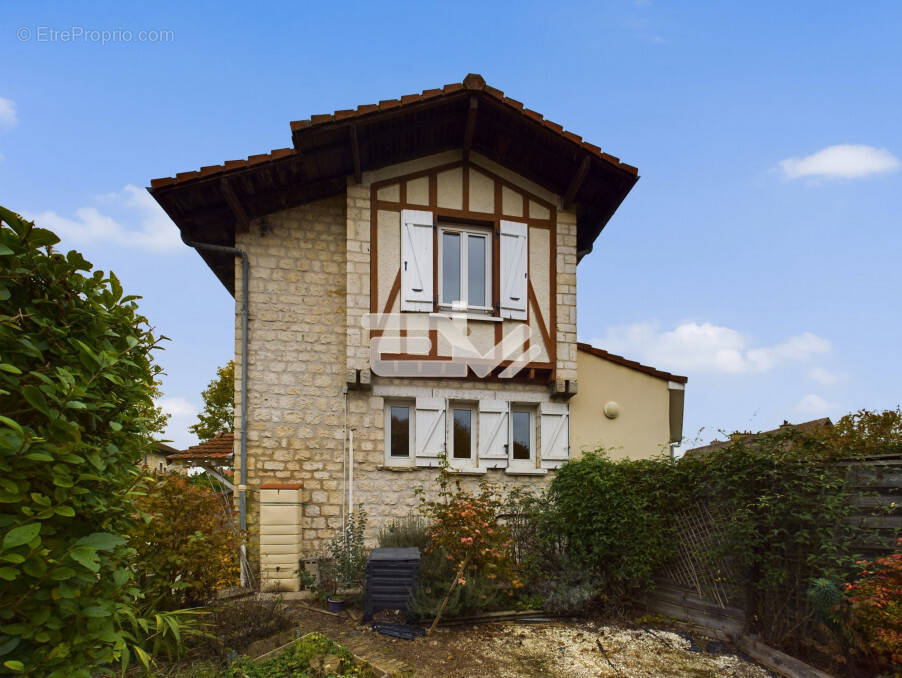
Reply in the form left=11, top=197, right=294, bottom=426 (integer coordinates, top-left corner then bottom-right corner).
left=320, top=508, right=368, bottom=597
left=412, top=459, right=518, bottom=626
left=843, top=538, right=902, bottom=671
left=227, top=632, right=377, bottom=678
left=131, top=474, right=241, bottom=609
left=0, top=207, right=169, bottom=675
left=545, top=452, right=676, bottom=594
left=377, top=514, right=430, bottom=550
left=192, top=595, right=293, bottom=660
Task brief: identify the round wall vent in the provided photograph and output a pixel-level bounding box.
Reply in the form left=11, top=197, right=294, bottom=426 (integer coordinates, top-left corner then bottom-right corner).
left=603, top=401, right=620, bottom=419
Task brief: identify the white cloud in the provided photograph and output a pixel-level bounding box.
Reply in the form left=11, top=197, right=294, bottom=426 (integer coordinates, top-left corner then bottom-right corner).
left=808, top=367, right=839, bottom=385
left=779, top=144, right=899, bottom=180
left=591, top=321, right=830, bottom=375
left=28, top=185, right=182, bottom=252
left=795, top=394, right=839, bottom=416
left=0, top=97, right=17, bottom=129
left=155, top=397, right=199, bottom=450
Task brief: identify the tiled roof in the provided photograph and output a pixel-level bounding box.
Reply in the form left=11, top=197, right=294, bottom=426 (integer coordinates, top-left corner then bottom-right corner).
left=149, top=73, right=637, bottom=190
left=577, top=342, right=688, bottom=384
left=150, top=149, right=297, bottom=189
left=166, top=432, right=234, bottom=462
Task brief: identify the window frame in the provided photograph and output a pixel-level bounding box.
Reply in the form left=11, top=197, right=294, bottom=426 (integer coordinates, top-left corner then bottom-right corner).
left=508, top=405, right=537, bottom=471
left=384, top=400, right=415, bottom=467
left=437, top=223, right=493, bottom=313
left=448, top=401, right=478, bottom=469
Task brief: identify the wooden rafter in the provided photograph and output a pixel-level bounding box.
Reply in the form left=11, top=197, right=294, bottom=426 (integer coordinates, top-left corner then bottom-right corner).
left=349, top=124, right=362, bottom=184
left=219, top=177, right=250, bottom=232
left=462, top=96, right=478, bottom=161
left=562, top=155, right=591, bottom=209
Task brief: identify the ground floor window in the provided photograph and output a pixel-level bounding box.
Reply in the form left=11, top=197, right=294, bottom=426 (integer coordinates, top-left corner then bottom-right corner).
left=384, top=401, right=415, bottom=466
left=450, top=405, right=476, bottom=468
left=510, top=407, right=537, bottom=470
left=381, top=396, right=566, bottom=470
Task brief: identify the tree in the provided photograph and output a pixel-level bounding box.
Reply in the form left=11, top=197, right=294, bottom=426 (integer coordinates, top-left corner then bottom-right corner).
left=0, top=207, right=171, bottom=675
left=189, top=361, right=234, bottom=441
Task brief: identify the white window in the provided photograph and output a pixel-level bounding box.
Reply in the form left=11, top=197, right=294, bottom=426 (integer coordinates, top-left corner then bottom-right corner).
left=384, top=401, right=415, bottom=466
left=438, top=225, right=492, bottom=312
left=448, top=403, right=477, bottom=469
left=509, top=406, right=536, bottom=470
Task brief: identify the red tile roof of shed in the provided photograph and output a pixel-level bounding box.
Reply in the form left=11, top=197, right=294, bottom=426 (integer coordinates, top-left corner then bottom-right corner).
left=166, top=433, right=234, bottom=462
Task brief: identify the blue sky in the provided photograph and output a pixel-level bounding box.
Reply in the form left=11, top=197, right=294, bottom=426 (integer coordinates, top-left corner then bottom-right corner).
left=2, top=2, right=900, bottom=450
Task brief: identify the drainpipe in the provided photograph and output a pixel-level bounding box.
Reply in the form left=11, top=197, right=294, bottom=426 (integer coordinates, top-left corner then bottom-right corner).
left=180, top=236, right=250, bottom=549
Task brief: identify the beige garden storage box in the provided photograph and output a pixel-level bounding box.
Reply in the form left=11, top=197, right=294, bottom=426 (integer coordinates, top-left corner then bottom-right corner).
left=259, top=482, right=303, bottom=592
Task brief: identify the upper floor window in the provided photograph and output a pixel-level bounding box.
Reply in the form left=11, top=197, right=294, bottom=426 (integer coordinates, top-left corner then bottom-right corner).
left=400, top=210, right=528, bottom=320
left=439, top=225, right=492, bottom=312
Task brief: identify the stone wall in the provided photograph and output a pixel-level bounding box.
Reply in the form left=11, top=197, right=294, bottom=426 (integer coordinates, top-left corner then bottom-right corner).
left=234, top=154, right=577, bottom=562
left=234, top=195, right=348, bottom=561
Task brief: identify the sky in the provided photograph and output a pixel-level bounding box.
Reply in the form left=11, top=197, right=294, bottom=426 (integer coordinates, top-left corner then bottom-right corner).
left=2, top=2, right=900, bottom=451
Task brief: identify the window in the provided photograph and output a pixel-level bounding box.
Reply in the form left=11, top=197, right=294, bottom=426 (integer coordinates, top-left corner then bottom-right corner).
left=439, top=225, right=492, bottom=311
left=509, top=407, right=536, bottom=470
left=449, top=404, right=476, bottom=468
left=384, top=401, right=415, bottom=466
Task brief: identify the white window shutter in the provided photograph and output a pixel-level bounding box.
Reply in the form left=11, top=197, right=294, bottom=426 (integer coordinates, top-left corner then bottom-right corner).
left=478, top=400, right=509, bottom=468
left=400, top=210, right=434, bottom=312
left=414, top=397, right=445, bottom=467
left=499, top=220, right=528, bottom=320
left=539, top=402, right=569, bottom=469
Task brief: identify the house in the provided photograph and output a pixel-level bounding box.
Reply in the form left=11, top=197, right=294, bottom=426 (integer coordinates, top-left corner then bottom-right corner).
left=149, top=74, right=686, bottom=591
left=141, top=442, right=184, bottom=475
left=684, top=418, right=833, bottom=458
left=165, top=432, right=235, bottom=491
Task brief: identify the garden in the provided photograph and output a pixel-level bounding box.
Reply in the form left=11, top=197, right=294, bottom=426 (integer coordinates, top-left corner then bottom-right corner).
left=1, top=205, right=900, bottom=677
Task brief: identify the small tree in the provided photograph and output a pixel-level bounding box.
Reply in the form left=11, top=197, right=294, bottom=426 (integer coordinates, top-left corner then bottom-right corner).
left=0, top=207, right=170, bottom=675
left=189, top=361, right=234, bottom=441
left=131, top=474, right=240, bottom=609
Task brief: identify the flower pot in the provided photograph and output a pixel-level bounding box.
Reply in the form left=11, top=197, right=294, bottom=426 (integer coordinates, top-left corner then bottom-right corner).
left=327, top=597, right=346, bottom=613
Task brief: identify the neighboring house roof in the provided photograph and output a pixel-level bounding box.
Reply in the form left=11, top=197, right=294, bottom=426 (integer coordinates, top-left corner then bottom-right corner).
left=148, top=73, right=639, bottom=294
left=684, top=418, right=833, bottom=457
left=165, top=432, right=234, bottom=464
left=577, top=342, right=688, bottom=384
left=153, top=441, right=179, bottom=456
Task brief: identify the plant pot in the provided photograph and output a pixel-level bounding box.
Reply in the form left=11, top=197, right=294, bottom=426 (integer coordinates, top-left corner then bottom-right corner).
left=327, top=597, right=346, bottom=613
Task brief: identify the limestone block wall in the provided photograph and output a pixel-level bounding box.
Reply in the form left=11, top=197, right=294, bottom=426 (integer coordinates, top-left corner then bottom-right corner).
left=234, top=195, right=348, bottom=563
left=555, top=211, right=578, bottom=383
left=344, top=377, right=556, bottom=547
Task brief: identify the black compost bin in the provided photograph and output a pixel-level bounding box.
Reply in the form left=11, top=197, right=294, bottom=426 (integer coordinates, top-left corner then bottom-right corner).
left=362, top=547, right=420, bottom=622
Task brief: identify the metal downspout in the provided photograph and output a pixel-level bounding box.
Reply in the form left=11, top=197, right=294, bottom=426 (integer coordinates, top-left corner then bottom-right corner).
left=180, top=237, right=250, bottom=537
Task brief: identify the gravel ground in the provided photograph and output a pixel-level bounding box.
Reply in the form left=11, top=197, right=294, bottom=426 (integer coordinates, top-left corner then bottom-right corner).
left=285, top=603, right=774, bottom=678
left=459, top=621, right=773, bottom=678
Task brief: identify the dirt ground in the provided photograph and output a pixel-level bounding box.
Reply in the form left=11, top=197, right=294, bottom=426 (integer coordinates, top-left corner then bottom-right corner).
left=283, top=602, right=774, bottom=678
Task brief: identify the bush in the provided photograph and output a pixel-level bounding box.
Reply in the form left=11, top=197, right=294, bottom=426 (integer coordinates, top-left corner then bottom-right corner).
left=545, top=453, right=676, bottom=593
left=0, top=207, right=169, bottom=675
left=320, top=509, right=368, bottom=598
left=843, top=538, right=902, bottom=672
left=227, top=632, right=377, bottom=678
left=377, top=514, right=430, bottom=550
left=410, top=459, right=519, bottom=623
left=192, top=595, right=293, bottom=660
left=131, top=474, right=241, bottom=609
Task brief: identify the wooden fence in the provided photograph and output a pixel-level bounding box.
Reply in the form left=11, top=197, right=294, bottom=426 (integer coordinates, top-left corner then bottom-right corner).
left=641, top=454, right=900, bottom=675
